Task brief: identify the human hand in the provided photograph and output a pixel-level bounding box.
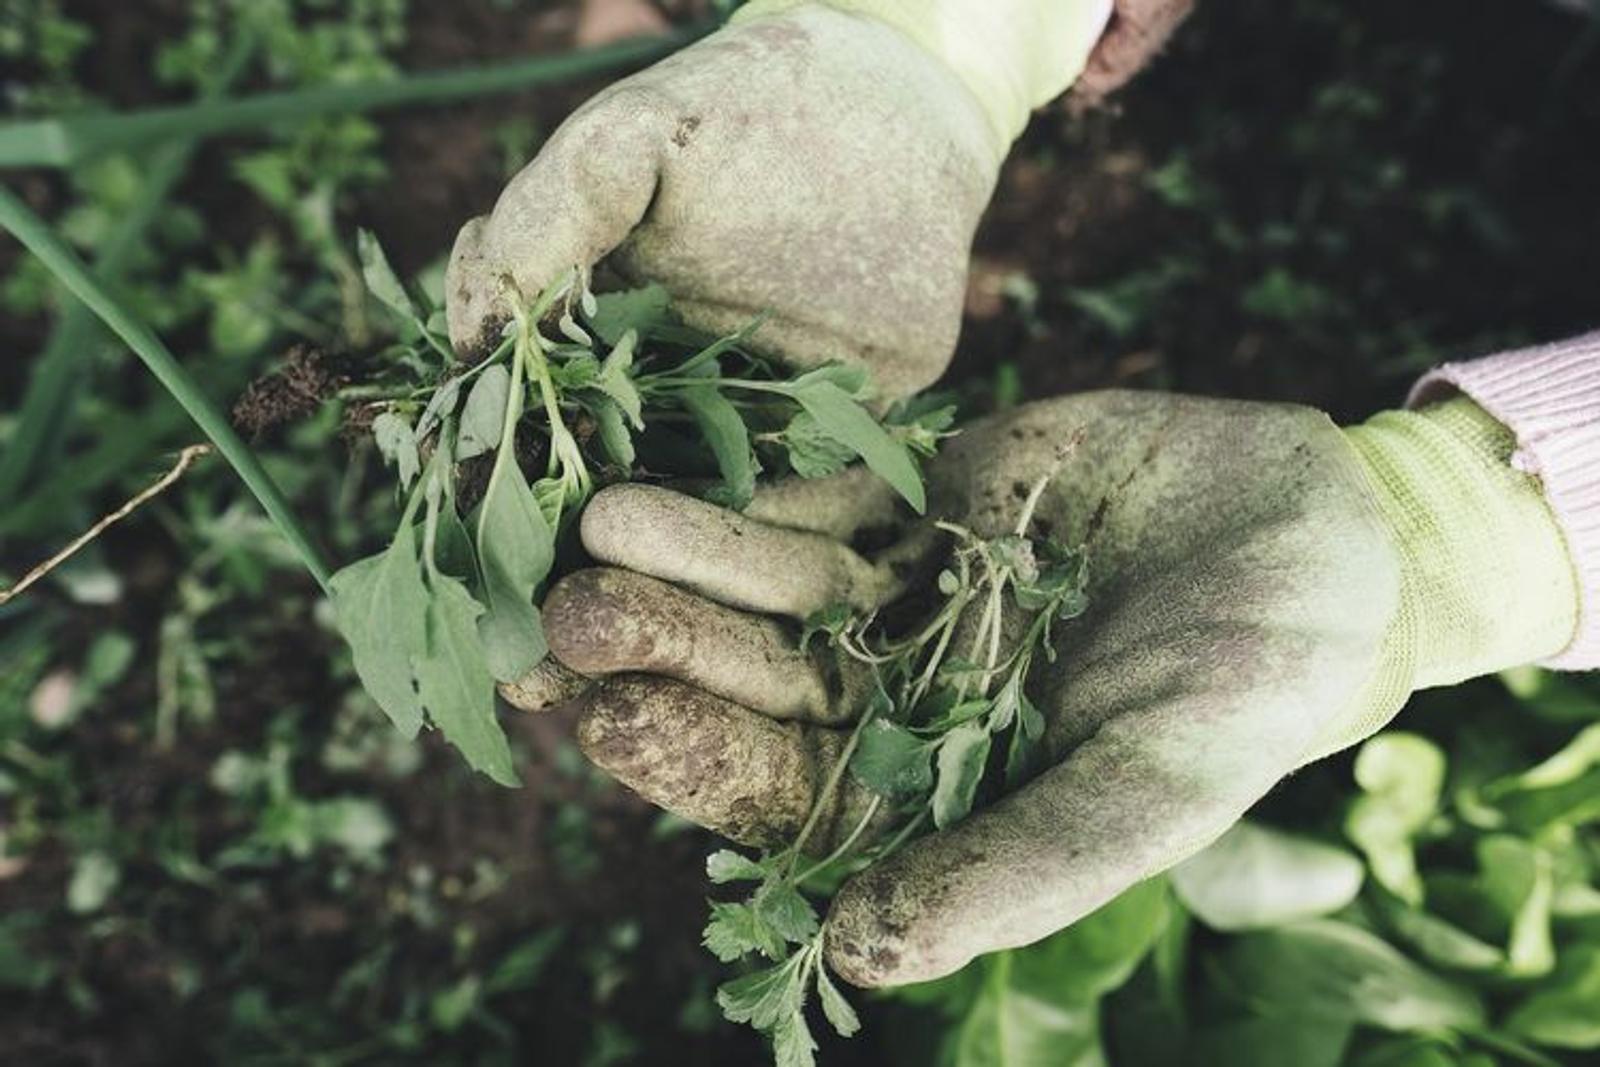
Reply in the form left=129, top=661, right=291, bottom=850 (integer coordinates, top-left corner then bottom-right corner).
left=445, top=5, right=1005, bottom=401
left=531, top=392, right=1436, bottom=986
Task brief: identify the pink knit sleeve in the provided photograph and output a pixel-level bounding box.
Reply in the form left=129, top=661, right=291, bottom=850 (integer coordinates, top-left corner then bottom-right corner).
left=1409, top=332, right=1600, bottom=670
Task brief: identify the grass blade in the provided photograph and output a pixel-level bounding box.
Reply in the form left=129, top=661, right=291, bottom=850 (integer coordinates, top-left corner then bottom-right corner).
left=0, top=185, right=331, bottom=591
left=0, top=29, right=706, bottom=169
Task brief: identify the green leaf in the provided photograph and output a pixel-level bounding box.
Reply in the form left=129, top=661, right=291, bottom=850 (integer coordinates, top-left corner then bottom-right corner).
left=330, top=526, right=429, bottom=738
left=66, top=851, right=120, bottom=914
left=1189, top=1017, right=1353, bottom=1067
left=414, top=575, right=517, bottom=786
left=772, top=1008, right=818, bottom=1067
left=371, top=411, right=420, bottom=489
left=1171, top=820, right=1364, bottom=931
left=589, top=395, right=636, bottom=469
left=850, top=719, right=934, bottom=802
left=717, top=954, right=807, bottom=1029
left=815, top=964, right=860, bottom=1038
left=707, top=849, right=767, bottom=884
left=787, top=379, right=925, bottom=513
left=681, top=378, right=756, bottom=511
left=704, top=901, right=786, bottom=962
left=1372, top=896, right=1504, bottom=973
left=932, top=722, right=991, bottom=829
left=416, top=375, right=463, bottom=442
left=474, top=461, right=555, bottom=683
left=357, top=228, right=415, bottom=322
left=1212, top=919, right=1484, bottom=1033
left=485, top=929, right=565, bottom=994
left=594, top=327, right=643, bottom=428
left=1346, top=733, right=1446, bottom=905
left=1477, top=835, right=1555, bottom=977
left=784, top=410, right=856, bottom=479
left=1505, top=944, right=1600, bottom=1049
left=455, top=363, right=510, bottom=460
left=756, top=883, right=819, bottom=945
left=588, top=284, right=674, bottom=345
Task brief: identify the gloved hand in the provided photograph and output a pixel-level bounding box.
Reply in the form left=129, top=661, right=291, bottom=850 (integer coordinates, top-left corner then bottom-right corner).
left=445, top=1, right=1116, bottom=399
left=525, top=390, right=1578, bottom=987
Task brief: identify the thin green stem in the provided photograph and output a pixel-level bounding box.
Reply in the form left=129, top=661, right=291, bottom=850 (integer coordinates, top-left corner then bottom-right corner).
left=794, top=796, right=883, bottom=887
left=786, top=705, right=879, bottom=875
left=0, top=28, right=709, bottom=169
left=0, top=186, right=332, bottom=592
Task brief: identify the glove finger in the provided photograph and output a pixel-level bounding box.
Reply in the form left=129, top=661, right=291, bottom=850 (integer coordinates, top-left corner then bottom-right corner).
left=546, top=566, right=862, bottom=724
left=824, top=713, right=1284, bottom=988
left=744, top=466, right=904, bottom=542
left=576, top=675, right=882, bottom=851
left=445, top=85, right=666, bottom=361
left=498, top=656, right=591, bottom=713
left=580, top=483, right=901, bottom=619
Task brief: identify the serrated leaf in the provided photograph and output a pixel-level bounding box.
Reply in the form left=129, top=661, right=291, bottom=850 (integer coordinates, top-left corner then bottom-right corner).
left=594, top=328, right=643, bottom=428
left=786, top=379, right=925, bottom=513
left=850, top=719, right=933, bottom=802
left=413, top=575, right=517, bottom=785
left=474, top=460, right=555, bottom=683
left=815, top=964, right=860, bottom=1038
left=704, top=901, right=786, bottom=962
left=329, top=526, right=428, bottom=738
left=371, top=412, right=420, bottom=490
left=756, top=883, right=819, bottom=945
left=707, top=850, right=767, bottom=884
left=717, top=955, right=807, bottom=1029
left=357, top=228, right=415, bottom=321
left=681, top=377, right=756, bottom=511
left=773, top=1009, right=818, bottom=1067
left=455, top=364, right=510, bottom=460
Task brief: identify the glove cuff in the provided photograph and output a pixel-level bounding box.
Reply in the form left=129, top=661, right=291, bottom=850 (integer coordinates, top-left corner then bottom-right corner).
left=734, top=0, right=1114, bottom=149
left=1409, top=332, right=1600, bottom=669
left=1344, top=398, right=1580, bottom=695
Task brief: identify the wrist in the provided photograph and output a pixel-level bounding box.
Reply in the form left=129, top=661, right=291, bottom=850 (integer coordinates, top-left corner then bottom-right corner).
left=734, top=0, right=1115, bottom=149
left=1343, top=398, right=1579, bottom=691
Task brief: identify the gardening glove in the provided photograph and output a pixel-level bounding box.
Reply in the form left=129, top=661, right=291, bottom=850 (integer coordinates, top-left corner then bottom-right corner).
left=532, top=389, right=1579, bottom=987
left=445, top=1, right=1120, bottom=400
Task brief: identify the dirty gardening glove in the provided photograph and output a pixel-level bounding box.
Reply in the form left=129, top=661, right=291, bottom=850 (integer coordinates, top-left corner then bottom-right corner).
left=445, top=1, right=1116, bottom=399
left=533, top=390, right=1579, bottom=987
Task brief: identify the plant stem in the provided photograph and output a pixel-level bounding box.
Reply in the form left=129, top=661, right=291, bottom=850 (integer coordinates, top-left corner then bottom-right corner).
left=793, top=796, right=883, bottom=886
left=0, top=28, right=709, bottom=169
left=786, top=706, right=879, bottom=872
left=0, top=186, right=332, bottom=592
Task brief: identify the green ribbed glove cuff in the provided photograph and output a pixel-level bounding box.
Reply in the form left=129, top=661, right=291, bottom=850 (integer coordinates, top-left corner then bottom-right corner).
left=1308, top=398, right=1580, bottom=759
left=734, top=0, right=1114, bottom=150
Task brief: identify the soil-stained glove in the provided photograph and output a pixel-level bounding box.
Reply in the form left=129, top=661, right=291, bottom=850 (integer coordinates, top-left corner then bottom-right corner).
left=445, top=2, right=1114, bottom=400
left=530, top=391, right=1578, bottom=987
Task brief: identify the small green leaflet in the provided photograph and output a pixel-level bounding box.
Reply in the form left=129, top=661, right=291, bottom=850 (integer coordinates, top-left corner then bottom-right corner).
left=371, top=412, right=420, bottom=491
left=588, top=283, right=673, bottom=345
left=456, top=364, right=510, bottom=460
left=786, top=378, right=926, bottom=513
left=681, top=367, right=757, bottom=510
left=414, top=574, right=517, bottom=786
left=932, top=722, right=992, bottom=829
left=815, top=963, right=860, bottom=1038
left=329, top=523, right=429, bottom=738
left=705, top=901, right=787, bottom=962
left=357, top=228, right=416, bottom=322
left=850, top=719, right=934, bottom=802
left=707, top=849, right=769, bottom=884
left=593, top=328, right=644, bottom=428
left=474, top=459, right=555, bottom=683
left=784, top=410, right=856, bottom=479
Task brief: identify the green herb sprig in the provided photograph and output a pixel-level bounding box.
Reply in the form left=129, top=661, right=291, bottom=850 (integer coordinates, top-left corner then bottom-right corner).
left=330, top=233, right=954, bottom=783
left=705, top=478, right=1091, bottom=1065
